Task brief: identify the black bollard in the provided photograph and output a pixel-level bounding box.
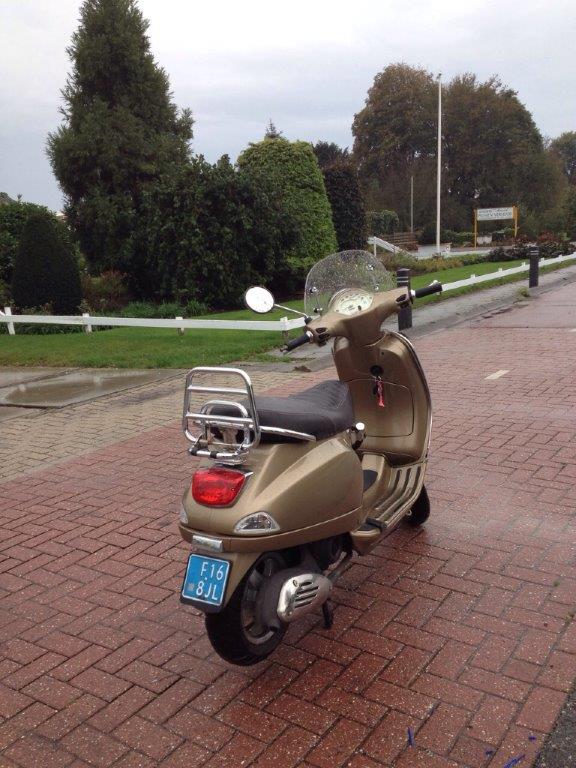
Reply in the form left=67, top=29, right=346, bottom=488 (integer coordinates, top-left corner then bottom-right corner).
left=528, top=245, right=540, bottom=288
left=397, top=268, right=412, bottom=331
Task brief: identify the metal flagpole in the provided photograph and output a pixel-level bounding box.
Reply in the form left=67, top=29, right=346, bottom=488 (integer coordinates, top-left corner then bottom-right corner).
left=436, top=73, right=442, bottom=255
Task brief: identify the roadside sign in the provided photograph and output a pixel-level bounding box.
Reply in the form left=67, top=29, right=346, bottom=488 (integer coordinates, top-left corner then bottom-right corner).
left=476, top=207, right=515, bottom=221
left=474, top=206, right=518, bottom=247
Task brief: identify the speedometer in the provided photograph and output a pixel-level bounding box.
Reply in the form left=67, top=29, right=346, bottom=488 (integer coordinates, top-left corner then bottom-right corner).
left=331, top=289, right=374, bottom=316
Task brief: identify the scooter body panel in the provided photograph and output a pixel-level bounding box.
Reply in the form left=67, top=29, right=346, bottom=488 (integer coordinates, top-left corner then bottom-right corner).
left=181, top=433, right=363, bottom=540
left=333, top=330, right=432, bottom=465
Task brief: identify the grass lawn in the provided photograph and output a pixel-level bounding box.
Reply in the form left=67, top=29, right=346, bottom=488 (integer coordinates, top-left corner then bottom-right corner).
left=0, top=326, right=287, bottom=369
left=411, top=259, right=524, bottom=289
left=0, top=258, right=571, bottom=368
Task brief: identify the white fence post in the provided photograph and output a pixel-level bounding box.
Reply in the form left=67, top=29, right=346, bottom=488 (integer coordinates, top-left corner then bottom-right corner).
left=82, top=313, right=93, bottom=333
left=176, top=316, right=185, bottom=335
left=280, top=316, right=290, bottom=344
left=3, top=307, right=15, bottom=335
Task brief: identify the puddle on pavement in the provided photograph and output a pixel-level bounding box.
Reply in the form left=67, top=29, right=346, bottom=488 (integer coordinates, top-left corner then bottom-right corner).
left=0, top=368, right=69, bottom=389
left=0, top=370, right=173, bottom=408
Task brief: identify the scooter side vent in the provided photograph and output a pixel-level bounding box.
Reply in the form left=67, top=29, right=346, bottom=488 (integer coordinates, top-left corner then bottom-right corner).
left=277, top=573, right=332, bottom=623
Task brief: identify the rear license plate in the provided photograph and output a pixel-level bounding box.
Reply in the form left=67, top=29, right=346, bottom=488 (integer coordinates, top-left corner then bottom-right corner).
left=181, top=554, right=230, bottom=609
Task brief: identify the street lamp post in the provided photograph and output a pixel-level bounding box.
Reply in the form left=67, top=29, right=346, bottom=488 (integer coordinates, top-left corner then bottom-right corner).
left=410, top=174, right=414, bottom=234
left=436, top=73, right=442, bottom=255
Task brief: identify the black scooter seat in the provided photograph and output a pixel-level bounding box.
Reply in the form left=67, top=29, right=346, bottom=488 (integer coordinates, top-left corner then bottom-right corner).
left=211, top=380, right=355, bottom=442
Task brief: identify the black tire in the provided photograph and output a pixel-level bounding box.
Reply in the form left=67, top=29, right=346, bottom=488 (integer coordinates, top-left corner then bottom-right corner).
left=205, top=552, right=287, bottom=666
left=405, top=485, right=430, bottom=527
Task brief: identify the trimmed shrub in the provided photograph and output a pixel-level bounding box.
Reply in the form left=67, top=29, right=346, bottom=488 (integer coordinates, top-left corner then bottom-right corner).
left=132, top=155, right=298, bottom=307
left=491, top=228, right=516, bottom=243
left=238, top=138, right=337, bottom=279
left=0, top=279, right=9, bottom=305
left=564, top=187, right=576, bottom=239
left=11, top=210, right=82, bottom=314
left=487, top=241, right=572, bottom=262
left=414, top=253, right=489, bottom=273
left=487, top=246, right=522, bottom=262
left=186, top=298, right=209, bottom=316
left=418, top=221, right=449, bottom=245
left=379, top=250, right=420, bottom=273
left=538, top=240, right=574, bottom=258
left=313, top=141, right=350, bottom=170
left=119, top=300, right=208, bottom=319
left=379, top=250, right=491, bottom=275
left=81, top=270, right=129, bottom=313
left=443, top=229, right=475, bottom=246
left=322, top=164, right=366, bottom=250
left=366, top=210, right=400, bottom=237
left=0, top=201, right=48, bottom=284
left=121, top=301, right=182, bottom=318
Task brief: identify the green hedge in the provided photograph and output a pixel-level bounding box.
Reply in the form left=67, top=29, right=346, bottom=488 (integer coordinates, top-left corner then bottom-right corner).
left=366, top=210, right=399, bottom=237
left=488, top=240, right=574, bottom=262
left=379, top=250, right=491, bottom=275
left=322, top=164, right=366, bottom=250
left=238, top=138, right=337, bottom=280
left=119, top=300, right=208, bottom=318
left=11, top=210, right=82, bottom=315
left=0, top=201, right=49, bottom=285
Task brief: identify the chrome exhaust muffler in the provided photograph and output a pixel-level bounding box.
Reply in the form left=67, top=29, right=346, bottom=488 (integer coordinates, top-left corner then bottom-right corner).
left=276, top=573, right=332, bottom=623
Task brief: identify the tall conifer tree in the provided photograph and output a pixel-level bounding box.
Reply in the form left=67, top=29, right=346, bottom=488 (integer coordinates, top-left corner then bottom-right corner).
left=47, top=0, right=192, bottom=273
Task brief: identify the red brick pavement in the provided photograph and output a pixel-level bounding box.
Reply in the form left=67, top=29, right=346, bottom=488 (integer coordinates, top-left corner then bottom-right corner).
left=1, top=293, right=576, bottom=768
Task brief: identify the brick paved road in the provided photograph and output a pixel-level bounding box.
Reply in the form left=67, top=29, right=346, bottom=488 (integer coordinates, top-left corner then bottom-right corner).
left=0, top=369, right=299, bottom=482
left=1, top=286, right=576, bottom=767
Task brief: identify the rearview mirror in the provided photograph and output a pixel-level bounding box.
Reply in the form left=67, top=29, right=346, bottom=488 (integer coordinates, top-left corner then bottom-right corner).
left=244, top=286, right=275, bottom=314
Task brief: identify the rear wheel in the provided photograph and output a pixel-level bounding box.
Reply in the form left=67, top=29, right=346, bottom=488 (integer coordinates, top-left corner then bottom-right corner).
left=205, top=552, right=287, bottom=666
left=405, top=485, right=430, bottom=526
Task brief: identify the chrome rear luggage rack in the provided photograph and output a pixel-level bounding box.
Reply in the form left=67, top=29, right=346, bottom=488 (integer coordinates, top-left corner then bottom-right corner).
left=183, top=367, right=314, bottom=465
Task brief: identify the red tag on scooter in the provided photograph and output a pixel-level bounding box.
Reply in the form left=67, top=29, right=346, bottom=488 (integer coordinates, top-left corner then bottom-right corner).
left=376, top=379, right=385, bottom=408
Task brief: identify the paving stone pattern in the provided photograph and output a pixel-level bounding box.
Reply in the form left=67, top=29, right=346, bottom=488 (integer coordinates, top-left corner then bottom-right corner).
left=1, top=286, right=576, bottom=767
left=0, top=369, right=298, bottom=482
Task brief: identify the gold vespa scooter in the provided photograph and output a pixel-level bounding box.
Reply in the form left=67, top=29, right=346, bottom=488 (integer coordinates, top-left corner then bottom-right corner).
left=178, top=250, right=442, bottom=665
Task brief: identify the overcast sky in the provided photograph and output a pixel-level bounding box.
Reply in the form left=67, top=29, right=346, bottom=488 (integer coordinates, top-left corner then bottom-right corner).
left=1, top=0, right=574, bottom=210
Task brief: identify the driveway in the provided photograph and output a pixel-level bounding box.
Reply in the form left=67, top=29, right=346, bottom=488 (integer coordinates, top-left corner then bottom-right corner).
left=1, top=285, right=575, bottom=767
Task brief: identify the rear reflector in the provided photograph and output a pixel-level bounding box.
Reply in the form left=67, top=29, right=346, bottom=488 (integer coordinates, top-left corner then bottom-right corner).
left=192, top=467, right=247, bottom=507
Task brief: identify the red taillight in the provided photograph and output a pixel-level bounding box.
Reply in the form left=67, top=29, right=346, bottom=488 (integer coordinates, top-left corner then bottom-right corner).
left=191, top=467, right=247, bottom=507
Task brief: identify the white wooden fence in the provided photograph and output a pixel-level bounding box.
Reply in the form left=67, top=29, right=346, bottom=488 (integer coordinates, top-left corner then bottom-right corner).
left=1, top=252, right=575, bottom=335
left=0, top=310, right=306, bottom=335
left=441, top=252, right=575, bottom=292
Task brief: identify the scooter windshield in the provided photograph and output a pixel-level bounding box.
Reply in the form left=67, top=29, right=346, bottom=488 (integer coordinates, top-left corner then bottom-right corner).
left=304, top=250, right=395, bottom=317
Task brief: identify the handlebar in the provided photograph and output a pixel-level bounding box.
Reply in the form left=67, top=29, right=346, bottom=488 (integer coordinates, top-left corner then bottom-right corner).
left=284, top=331, right=313, bottom=352
left=411, top=281, right=443, bottom=300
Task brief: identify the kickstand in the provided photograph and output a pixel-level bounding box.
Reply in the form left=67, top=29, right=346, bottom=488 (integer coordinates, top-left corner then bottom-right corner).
left=322, top=600, right=334, bottom=629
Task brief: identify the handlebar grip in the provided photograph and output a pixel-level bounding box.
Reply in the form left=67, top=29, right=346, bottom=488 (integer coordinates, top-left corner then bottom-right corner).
left=284, top=331, right=312, bottom=352
left=412, top=282, right=443, bottom=299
